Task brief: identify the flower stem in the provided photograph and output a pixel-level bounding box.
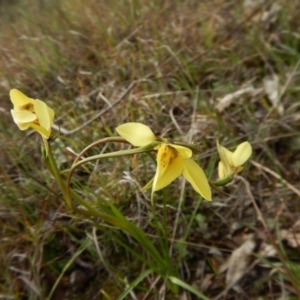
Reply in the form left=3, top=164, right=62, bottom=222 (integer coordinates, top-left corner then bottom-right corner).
left=45, top=143, right=73, bottom=210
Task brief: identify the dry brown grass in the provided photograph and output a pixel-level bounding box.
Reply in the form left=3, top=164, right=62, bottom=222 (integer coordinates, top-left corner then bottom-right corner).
left=0, top=0, right=300, bottom=299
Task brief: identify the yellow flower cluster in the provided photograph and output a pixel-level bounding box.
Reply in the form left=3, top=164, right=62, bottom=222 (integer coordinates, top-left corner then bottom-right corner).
left=9, top=89, right=252, bottom=201
left=116, top=123, right=252, bottom=199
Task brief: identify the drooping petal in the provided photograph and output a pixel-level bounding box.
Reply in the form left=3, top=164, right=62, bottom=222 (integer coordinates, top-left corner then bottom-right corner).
left=183, top=159, right=211, bottom=200
left=232, top=141, right=252, bottom=167
left=11, top=110, right=37, bottom=124
left=116, top=122, right=156, bottom=146
left=34, top=99, right=54, bottom=131
left=10, top=89, right=34, bottom=108
left=152, top=144, right=174, bottom=191
left=153, top=154, right=185, bottom=191
left=30, top=123, right=51, bottom=139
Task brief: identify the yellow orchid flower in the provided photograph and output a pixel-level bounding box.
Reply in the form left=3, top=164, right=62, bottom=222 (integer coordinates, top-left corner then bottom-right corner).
left=10, top=89, right=54, bottom=139
left=217, top=140, right=252, bottom=180
left=116, top=122, right=211, bottom=201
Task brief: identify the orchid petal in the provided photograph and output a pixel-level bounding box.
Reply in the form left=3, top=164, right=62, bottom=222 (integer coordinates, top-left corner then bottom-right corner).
left=153, top=144, right=175, bottom=191
left=30, top=123, right=51, bottom=139
left=116, top=122, right=156, bottom=146
left=10, top=89, right=34, bottom=108
left=232, top=141, right=252, bottom=167
left=11, top=110, right=37, bottom=124
left=183, top=159, right=211, bottom=200
left=217, top=141, right=233, bottom=178
left=170, top=144, right=192, bottom=158
left=217, top=141, right=233, bottom=167
left=218, top=161, right=226, bottom=179
left=153, top=153, right=185, bottom=191
left=34, top=99, right=54, bottom=132
left=15, top=123, right=31, bottom=130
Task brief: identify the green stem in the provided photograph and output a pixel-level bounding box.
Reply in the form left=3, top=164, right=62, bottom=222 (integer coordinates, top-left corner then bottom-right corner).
left=63, top=137, right=178, bottom=275
left=72, top=141, right=160, bottom=169
left=44, top=136, right=178, bottom=283
left=65, top=139, right=160, bottom=210
left=45, top=144, right=73, bottom=210
left=210, top=174, right=233, bottom=186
